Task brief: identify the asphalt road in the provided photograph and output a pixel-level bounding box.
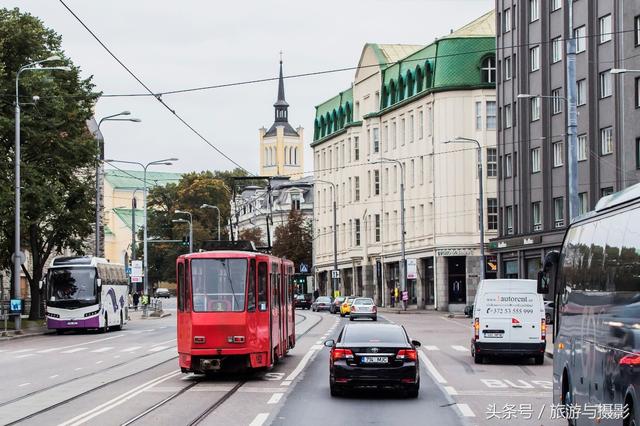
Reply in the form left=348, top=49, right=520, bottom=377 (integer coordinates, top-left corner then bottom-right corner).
left=0, top=302, right=563, bottom=426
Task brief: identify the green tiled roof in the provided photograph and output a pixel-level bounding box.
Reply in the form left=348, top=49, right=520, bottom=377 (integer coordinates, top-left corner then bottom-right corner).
left=113, top=208, right=144, bottom=232
left=104, top=169, right=182, bottom=190
left=315, top=87, right=353, bottom=119
left=314, top=87, right=354, bottom=141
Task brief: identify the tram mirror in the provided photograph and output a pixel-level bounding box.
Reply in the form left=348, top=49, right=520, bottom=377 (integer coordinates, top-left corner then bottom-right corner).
left=323, top=339, right=335, bottom=348
left=258, top=302, right=267, bottom=311
left=537, top=270, right=549, bottom=295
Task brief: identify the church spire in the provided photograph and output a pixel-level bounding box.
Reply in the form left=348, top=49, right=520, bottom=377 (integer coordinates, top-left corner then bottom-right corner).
left=274, top=57, right=289, bottom=122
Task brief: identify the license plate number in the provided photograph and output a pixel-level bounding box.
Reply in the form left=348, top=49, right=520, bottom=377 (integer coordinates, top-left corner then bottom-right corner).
left=362, top=356, right=388, bottom=363
left=484, top=333, right=503, bottom=338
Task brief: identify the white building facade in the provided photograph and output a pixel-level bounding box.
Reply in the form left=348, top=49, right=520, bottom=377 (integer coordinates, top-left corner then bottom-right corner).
left=312, top=12, right=498, bottom=311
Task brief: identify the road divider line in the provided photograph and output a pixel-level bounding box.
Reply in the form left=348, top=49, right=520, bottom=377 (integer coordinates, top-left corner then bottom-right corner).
left=451, top=345, right=468, bottom=352
left=12, top=349, right=33, bottom=353
left=90, top=347, right=113, bottom=353
left=148, top=346, right=169, bottom=352
left=456, top=403, right=476, bottom=417
left=18, top=383, right=30, bottom=387
left=120, top=346, right=142, bottom=352
left=39, top=335, right=123, bottom=354
left=267, top=393, right=283, bottom=404
left=152, top=338, right=176, bottom=346
left=15, top=353, right=36, bottom=359
left=249, top=413, right=269, bottom=426
left=424, top=345, right=439, bottom=351
left=444, top=386, right=458, bottom=395
left=419, top=351, right=447, bottom=384
left=61, top=348, right=88, bottom=354
left=49, top=374, right=59, bottom=379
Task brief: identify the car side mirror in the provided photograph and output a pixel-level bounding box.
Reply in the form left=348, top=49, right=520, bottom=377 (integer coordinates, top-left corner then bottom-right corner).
left=96, top=278, right=102, bottom=289
left=537, top=270, right=550, bottom=295
left=411, top=340, right=421, bottom=348
left=324, top=339, right=335, bottom=348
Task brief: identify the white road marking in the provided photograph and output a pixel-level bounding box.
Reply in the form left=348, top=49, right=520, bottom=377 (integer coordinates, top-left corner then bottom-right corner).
left=120, top=346, right=141, bottom=352
left=152, top=338, right=176, bottom=346
left=148, top=346, right=169, bottom=353
left=249, top=413, right=269, bottom=426
left=285, top=346, right=320, bottom=382
left=456, top=403, right=476, bottom=417
left=40, top=335, right=123, bottom=354
left=114, top=355, right=121, bottom=359
left=315, top=341, right=322, bottom=345
left=74, top=368, right=83, bottom=371
left=90, top=347, right=113, bottom=353
left=15, top=354, right=36, bottom=359
left=58, top=370, right=180, bottom=426
left=444, top=386, right=458, bottom=395
left=280, top=381, right=291, bottom=386
left=267, top=393, right=283, bottom=404
left=12, top=349, right=32, bottom=353
left=451, top=345, right=468, bottom=352
left=456, top=390, right=551, bottom=397
left=61, top=348, right=88, bottom=354
left=424, top=345, right=440, bottom=351
left=419, top=351, right=447, bottom=384
left=95, top=361, right=103, bottom=365
left=18, top=382, right=30, bottom=387
left=49, top=374, right=59, bottom=379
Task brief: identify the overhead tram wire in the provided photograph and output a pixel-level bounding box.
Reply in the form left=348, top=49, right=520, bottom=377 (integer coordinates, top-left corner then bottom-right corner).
left=58, top=0, right=251, bottom=175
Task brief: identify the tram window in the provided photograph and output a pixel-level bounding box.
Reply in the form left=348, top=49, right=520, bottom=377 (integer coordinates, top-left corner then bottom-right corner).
left=191, top=258, right=247, bottom=312
left=258, top=262, right=268, bottom=311
left=248, top=260, right=256, bottom=312
left=177, top=262, right=185, bottom=311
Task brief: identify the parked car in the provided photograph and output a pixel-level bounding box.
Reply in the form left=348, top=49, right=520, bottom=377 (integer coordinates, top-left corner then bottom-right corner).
left=155, top=288, right=171, bottom=298
left=330, top=296, right=346, bottom=314
left=544, top=300, right=554, bottom=324
left=340, top=296, right=357, bottom=317
left=324, top=323, right=421, bottom=397
left=294, top=294, right=312, bottom=310
left=312, top=296, right=333, bottom=312
left=349, top=298, right=377, bottom=321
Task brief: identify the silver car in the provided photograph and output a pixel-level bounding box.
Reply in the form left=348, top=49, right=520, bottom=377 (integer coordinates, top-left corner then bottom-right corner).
left=349, top=297, right=377, bottom=321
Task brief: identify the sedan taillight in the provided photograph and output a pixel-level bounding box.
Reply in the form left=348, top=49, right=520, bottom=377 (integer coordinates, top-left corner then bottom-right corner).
left=396, top=349, right=418, bottom=361
left=620, top=353, right=640, bottom=366
left=372, top=306, right=377, bottom=313
left=332, top=348, right=354, bottom=361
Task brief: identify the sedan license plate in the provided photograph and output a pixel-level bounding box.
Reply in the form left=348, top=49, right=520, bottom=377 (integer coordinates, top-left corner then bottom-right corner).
left=484, top=332, right=503, bottom=338
left=362, top=356, right=388, bottom=364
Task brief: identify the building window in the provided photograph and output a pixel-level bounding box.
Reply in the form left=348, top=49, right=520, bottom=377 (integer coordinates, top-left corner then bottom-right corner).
left=530, top=97, right=540, bottom=121
left=505, top=154, right=513, bottom=177
left=374, top=169, right=380, bottom=195
left=636, top=77, right=640, bottom=108
left=504, top=104, right=512, bottom=128
left=601, top=187, right=614, bottom=197
left=552, top=37, right=563, bottom=63
left=475, top=101, right=482, bottom=130
left=579, top=192, right=588, bottom=215
left=553, top=142, right=564, bottom=167
left=400, top=118, right=406, bottom=146
left=375, top=214, right=381, bottom=242
left=392, top=121, right=397, bottom=149
left=355, top=218, right=361, bottom=246
left=574, top=26, right=586, bottom=53
left=530, top=46, right=540, bottom=72
left=372, top=127, right=380, bottom=153
left=599, top=14, right=612, bottom=43
left=530, top=0, right=539, bottom=22
left=551, top=0, right=562, bottom=11
left=487, top=198, right=498, bottom=230
left=578, top=134, right=588, bottom=161
left=503, top=7, right=512, bottom=33
left=486, top=101, right=497, bottom=129
left=577, top=79, right=586, bottom=106
left=481, top=56, right=496, bottom=83
left=291, top=198, right=301, bottom=211
left=354, top=136, right=359, bottom=160
left=409, top=115, right=414, bottom=143
left=418, top=110, right=424, bottom=138
left=410, top=159, right=415, bottom=187
left=600, top=70, right=612, bottom=98
left=601, top=127, right=613, bottom=155
left=637, top=138, right=640, bottom=169
left=552, top=88, right=563, bottom=114
left=531, top=147, right=541, bottom=173
left=554, top=197, right=564, bottom=228
left=532, top=201, right=542, bottom=231
left=506, top=206, right=514, bottom=235
left=504, top=56, right=512, bottom=80
left=636, top=15, right=640, bottom=46
left=487, top=148, right=497, bottom=177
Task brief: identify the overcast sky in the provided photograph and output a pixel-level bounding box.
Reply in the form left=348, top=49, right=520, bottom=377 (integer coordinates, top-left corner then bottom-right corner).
left=8, top=0, right=493, bottom=175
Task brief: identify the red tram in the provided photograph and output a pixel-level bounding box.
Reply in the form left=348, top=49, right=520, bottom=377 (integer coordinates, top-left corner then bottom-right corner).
left=176, top=242, right=296, bottom=374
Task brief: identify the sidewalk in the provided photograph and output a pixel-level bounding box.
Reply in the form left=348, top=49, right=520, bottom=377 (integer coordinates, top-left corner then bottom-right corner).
left=0, top=318, right=53, bottom=341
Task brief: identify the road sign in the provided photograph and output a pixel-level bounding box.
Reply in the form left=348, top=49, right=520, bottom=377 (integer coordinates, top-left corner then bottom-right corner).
left=131, top=276, right=142, bottom=283
left=406, top=258, right=417, bottom=279
left=331, top=270, right=340, bottom=279
left=131, top=260, right=143, bottom=280
left=125, top=266, right=132, bottom=275
left=11, top=251, right=26, bottom=265
left=299, top=263, right=309, bottom=273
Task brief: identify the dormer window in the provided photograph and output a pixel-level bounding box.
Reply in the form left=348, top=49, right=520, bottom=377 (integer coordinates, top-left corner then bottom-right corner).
left=481, top=56, right=496, bottom=83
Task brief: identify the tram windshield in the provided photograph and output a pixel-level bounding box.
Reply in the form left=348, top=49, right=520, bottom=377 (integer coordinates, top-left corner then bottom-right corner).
left=47, top=267, right=97, bottom=307
left=191, top=258, right=247, bottom=312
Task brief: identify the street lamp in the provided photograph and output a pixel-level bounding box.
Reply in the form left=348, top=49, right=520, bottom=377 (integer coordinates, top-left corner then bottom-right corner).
left=200, top=204, right=221, bottom=241
left=104, top=157, right=178, bottom=313
left=517, top=92, right=579, bottom=222
left=14, top=55, right=70, bottom=332
left=370, top=157, right=406, bottom=309
left=93, top=111, right=141, bottom=257
left=314, top=179, right=338, bottom=297
left=444, top=137, right=485, bottom=280
left=174, top=210, right=193, bottom=252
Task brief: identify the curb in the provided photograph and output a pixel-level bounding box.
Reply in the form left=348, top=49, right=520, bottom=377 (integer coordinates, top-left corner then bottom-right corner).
left=0, top=329, right=55, bottom=341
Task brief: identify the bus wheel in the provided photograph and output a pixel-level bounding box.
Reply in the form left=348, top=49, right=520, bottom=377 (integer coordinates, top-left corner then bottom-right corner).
left=562, top=372, right=575, bottom=426
left=56, top=329, right=65, bottom=335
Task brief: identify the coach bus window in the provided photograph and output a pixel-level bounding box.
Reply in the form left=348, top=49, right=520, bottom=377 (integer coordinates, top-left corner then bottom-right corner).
left=191, top=258, right=247, bottom=312
left=620, top=210, right=640, bottom=292
left=177, top=262, right=184, bottom=311
left=258, top=262, right=267, bottom=311
left=248, top=260, right=256, bottom=312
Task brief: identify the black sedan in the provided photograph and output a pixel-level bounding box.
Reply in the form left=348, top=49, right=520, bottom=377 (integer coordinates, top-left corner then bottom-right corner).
left=311, top=296, right=333, bottom=312
left=294, top=294, right=312, bottom=310
left=324, top=323, right=421, bottom=398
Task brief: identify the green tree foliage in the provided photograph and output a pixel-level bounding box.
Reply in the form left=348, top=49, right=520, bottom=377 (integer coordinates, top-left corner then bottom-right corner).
left=272, top=210, right=312, bottom=269
left=0, top=8, right=98, bottom=319
left=239, top=227, right=264, bottom=247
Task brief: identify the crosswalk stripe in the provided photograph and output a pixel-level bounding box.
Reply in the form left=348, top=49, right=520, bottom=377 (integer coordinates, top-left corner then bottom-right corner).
left=424, top=345, right=440, bottom=351
left=148, top=346, right=168, bottom=352
left=91, top=347, right=113, bottom=353
left=121, top=346, right=142, bottom=352
left=451, top=345, right=468, bottom=352
left=61, top=347, right=88, bottom=354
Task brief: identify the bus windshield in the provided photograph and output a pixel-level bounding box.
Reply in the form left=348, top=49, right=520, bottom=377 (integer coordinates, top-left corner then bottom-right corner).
left=191, top=258, right=247, bottom=312
left=47, top=267, right=97, bottom=307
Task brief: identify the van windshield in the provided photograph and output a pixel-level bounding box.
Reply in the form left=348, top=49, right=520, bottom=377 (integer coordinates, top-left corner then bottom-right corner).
left=483, top=292, right=537, bottom=317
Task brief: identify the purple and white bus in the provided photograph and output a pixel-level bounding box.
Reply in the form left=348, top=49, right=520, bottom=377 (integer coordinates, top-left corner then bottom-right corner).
left=44, top=256, right=129, bottom=333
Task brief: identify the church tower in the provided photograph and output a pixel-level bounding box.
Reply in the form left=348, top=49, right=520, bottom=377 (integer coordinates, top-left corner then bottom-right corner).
left=259, top=60, right=304, bottom=177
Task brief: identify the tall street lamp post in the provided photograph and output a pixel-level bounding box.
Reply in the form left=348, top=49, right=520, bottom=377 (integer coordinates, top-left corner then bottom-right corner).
left=94, top=112, right=141, bottom=257
left=314, top=180, right=337, bottom=297
left=174, top=210, right=193, bottom=252
left=200, top=204, right=221, bottom=241
left=444, top=137, right=485, bottom=280
left=14, top=56, right=70, bottom=332
left=104, top=158, right=177, bottom=314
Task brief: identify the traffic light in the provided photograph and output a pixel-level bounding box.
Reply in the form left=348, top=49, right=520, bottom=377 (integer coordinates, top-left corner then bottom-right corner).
left=181, top=235, right=190, bottom=247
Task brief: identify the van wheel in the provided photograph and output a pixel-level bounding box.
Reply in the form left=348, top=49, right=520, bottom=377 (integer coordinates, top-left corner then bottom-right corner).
left=534, top=355, right=544, bottom=365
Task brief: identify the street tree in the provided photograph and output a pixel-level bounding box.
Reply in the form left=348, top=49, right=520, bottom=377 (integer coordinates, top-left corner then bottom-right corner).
left=0, top=8, right=98, bottom=319
left=239, top=227, right=264, bottom=247
left=272, top=210, right=312, bottom=269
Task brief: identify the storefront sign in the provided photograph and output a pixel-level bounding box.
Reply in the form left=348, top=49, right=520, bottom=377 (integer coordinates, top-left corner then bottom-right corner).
left=406, top=259, right=417, bottom=279
left=491, top=236, right=542, bottom=250
left=436, top=248, right=475, bottom=257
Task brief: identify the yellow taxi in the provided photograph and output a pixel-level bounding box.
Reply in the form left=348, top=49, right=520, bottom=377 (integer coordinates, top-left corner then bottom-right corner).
left=339, top=296, right=356, bottom=317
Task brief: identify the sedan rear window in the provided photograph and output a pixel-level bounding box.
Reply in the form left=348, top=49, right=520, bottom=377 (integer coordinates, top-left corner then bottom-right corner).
left=343, top=326, right=407, bottom=344
left=354, top=298, right=373, bottom=305
left=316, top=297, right=331, bottom=303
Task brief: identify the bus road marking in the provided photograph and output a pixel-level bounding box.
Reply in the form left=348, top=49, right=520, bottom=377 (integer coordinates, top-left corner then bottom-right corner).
left=280, top=381, right=291, bottom=386
left=451, top=345, right=468, bottom=352
left=61, top=348, right=88, bottom=354
left=419, top=351, right=447, bottom=384
left=424, top=345, right=440, bottom=351
left=457, top=403, right=476, bottom=417
left=90, top=347, right=113, bottom=353
left=249, top=413, right=269, bottom=426
left=18, top=382, right=31, bottom=387
left=267, top=393, right=283, bottom=404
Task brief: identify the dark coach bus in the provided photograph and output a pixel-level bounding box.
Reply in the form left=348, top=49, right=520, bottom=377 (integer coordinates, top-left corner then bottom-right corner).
left=538, top=184, right=640, bottom=425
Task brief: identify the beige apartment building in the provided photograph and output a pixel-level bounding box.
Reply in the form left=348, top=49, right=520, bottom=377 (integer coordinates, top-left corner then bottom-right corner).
left=312, top=11, right=498, bottom=311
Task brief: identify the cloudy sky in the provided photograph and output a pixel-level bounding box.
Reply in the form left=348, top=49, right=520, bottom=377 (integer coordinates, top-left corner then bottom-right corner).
left=9, top=0, right=493, bottom=175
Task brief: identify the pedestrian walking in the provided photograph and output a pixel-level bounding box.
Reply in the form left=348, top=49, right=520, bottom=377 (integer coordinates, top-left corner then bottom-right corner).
left=390, top=288, right=395, bottom=307
left=132, top=292, right=140, bottom=311
left=313, top=289, right=319, bottom=301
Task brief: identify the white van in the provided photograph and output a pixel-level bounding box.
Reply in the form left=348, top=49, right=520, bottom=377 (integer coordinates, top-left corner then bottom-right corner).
left=471, top=279, right=546, bottom=365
